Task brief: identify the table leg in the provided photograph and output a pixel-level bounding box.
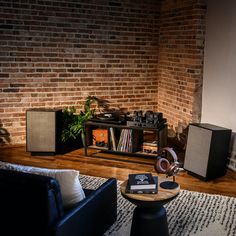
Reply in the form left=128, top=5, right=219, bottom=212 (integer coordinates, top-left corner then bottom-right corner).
left=130, top=206, right=169, bottom=236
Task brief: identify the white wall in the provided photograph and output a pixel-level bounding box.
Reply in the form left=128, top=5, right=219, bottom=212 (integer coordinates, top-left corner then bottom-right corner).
left=202, top=0, right=236, bottom=132
left=202, top=0, right=236, bottom=170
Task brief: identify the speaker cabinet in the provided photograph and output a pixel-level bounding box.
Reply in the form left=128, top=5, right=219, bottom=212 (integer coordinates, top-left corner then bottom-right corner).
left=184, top=123, right=231, bottom=181
left=26, top=109, right=62, bottom=155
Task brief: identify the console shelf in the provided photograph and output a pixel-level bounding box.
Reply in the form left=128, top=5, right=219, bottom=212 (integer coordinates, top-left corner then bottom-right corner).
left=84, top=121, right=168, bottom=158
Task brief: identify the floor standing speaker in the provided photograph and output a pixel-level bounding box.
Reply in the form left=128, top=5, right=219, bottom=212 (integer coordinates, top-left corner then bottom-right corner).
left=26, top=109, right=62, bottom=155
left=184, top=123, right=231, bottom=181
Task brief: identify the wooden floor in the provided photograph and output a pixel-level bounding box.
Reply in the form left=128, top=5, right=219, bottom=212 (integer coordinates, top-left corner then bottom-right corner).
left=0, top=145, right=236, bottom=198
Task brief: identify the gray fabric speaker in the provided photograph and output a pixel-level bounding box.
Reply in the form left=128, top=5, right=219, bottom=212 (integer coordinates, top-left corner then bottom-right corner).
left=26, top=109, right=62, bottom=154
left=184, top=123, right=231, bottom=181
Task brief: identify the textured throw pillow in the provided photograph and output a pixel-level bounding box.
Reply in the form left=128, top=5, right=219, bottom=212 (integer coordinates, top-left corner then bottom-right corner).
left=0, top=161, right=7, bottom=169
left=0, top=161, right=85, bottom=208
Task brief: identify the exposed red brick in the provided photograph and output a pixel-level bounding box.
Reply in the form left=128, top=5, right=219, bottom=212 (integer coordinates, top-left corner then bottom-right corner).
left=0, top=0, right=206, bottom=145
left=158, top=0, right=206, bottom=134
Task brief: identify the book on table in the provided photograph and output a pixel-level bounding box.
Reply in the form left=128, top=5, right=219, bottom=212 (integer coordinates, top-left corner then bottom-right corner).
left=126, top=176, right=158, bottom=194
left=126, top=173, right=158, bottom=194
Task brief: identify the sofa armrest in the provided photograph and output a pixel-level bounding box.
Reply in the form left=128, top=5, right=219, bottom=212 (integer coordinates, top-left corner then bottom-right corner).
left=53, top=178, right=117, bottom=236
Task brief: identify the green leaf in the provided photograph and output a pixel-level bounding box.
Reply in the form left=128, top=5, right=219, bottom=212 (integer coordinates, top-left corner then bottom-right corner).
left=61, top=96, right=98, bottom=143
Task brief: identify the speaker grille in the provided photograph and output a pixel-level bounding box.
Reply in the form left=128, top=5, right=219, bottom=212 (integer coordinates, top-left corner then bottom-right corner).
left=184, top=125, right=212, bottom=177
left=26, top=110, right=57, bottom=152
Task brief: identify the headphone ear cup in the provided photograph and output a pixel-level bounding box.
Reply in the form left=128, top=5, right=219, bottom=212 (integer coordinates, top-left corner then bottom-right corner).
left=155, top=158, right=170, bottom=174
left=166, top=162, right=180, bottom=177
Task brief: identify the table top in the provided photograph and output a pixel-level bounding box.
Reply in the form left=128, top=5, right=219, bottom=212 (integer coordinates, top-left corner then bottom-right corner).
left=120, top=176, right=180, bottom=203
left=85, top=120, right=167, bottom=131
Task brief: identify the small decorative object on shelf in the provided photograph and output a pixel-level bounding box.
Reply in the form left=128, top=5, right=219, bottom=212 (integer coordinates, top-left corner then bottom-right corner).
left=126, top=173, right=158, bottom=194
left=155, top=147, right=180, bottom=189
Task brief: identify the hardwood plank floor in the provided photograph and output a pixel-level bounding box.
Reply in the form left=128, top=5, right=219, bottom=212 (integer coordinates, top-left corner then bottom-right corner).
left=0, top=145, right=236, bottom=198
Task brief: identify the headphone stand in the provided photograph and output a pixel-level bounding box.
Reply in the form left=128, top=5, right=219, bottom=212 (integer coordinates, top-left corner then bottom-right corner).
left=160, top=176, right=179, bottom=189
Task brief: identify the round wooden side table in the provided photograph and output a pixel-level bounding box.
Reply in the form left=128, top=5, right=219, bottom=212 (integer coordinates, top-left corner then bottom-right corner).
left=120, top=176, right=180, bottom=236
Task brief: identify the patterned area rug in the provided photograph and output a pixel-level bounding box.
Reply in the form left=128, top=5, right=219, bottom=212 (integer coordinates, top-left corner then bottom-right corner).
left=79, top=175, right=236, bottom=236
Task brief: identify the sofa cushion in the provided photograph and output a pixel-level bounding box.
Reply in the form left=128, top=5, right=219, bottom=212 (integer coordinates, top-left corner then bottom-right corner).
left=0, top=161, right=85, bottom=208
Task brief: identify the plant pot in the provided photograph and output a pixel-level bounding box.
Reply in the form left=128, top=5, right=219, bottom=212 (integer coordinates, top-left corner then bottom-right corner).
left=59, top=136, right=83, bottom=154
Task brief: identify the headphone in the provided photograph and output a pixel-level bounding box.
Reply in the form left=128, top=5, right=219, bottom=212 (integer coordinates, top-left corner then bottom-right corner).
left=155, top=147, right=179, bottom=177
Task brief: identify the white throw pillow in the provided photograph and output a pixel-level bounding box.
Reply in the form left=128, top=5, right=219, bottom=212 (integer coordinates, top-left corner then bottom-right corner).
left=0, top=161, right=85, bottom=208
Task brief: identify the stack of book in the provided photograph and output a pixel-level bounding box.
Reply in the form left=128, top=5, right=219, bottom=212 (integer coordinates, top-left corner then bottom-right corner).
left=142, top=141, right=158, bottom=154
left=126, top=173, right=158, bottom=194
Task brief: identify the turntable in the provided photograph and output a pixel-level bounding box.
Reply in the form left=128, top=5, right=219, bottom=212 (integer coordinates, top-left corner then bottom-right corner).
left=90, top=112, right=127, bottom=124
left=96, top=113, right=116, bottom=121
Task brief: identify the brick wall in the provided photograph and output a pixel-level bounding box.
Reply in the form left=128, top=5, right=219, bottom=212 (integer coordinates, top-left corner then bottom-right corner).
left=0, top=0, right=206, bottom=146
left=158, top=0, right=206, bottom=135
left=0, top=0, right=160, bottom=145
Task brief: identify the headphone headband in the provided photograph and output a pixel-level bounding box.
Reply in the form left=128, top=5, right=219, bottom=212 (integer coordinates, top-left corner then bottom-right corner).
left=161, top=147, right=178, bottom=163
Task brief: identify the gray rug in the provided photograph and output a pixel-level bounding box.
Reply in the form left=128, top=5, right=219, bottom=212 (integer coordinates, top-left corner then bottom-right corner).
left=79, top=175, right=236, bottom=236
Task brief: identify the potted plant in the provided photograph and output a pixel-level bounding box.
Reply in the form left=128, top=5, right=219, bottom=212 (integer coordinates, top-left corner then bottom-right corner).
left=61, top=96, right=98, bottom=147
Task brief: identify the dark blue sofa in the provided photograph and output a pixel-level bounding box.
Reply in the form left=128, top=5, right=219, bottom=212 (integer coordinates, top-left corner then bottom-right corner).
left=0, top=169, right=117, bottom=236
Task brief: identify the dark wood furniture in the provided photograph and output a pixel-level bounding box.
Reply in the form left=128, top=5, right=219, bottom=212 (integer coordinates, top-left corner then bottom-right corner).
left=84, top=121, right=167, bottom=157
left=120, top=177, right=180, bottom=236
